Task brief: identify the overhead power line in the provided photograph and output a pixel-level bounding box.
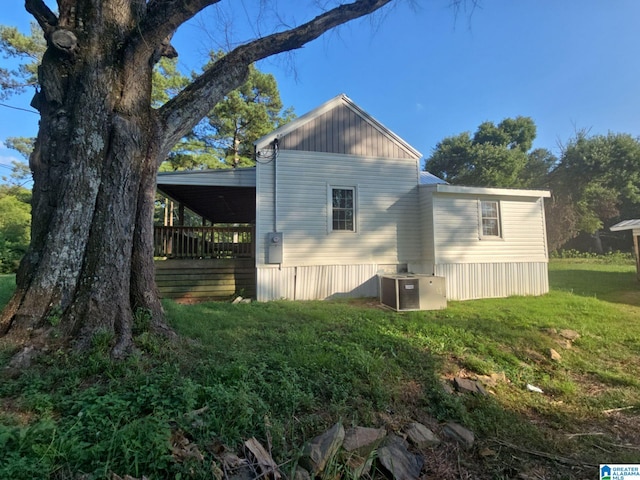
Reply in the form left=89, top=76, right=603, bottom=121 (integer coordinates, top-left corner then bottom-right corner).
left=0, top=102, right=38, bottom=114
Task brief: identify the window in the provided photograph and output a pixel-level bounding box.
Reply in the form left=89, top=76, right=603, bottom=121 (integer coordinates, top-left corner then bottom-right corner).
left=331, top=187, right=355, bottom=231
left=480, top=200, right=501, bottom=237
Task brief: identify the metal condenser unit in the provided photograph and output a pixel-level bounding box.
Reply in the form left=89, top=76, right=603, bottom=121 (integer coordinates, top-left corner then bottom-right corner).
left=379, top=274, right=447, bottom=311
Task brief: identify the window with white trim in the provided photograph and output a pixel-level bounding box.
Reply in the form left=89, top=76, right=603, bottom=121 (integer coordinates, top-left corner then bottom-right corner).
left=331, top=187, right=355, bottom=231
left=480, top=200, right=501, bottom=237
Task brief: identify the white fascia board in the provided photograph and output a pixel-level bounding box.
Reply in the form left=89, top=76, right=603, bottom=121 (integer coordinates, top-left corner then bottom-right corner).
left=424, top=184, right=551, bottom=198
left=610, top=219, right=640, bottom=232
left=157, top=168, right=256, bottom=187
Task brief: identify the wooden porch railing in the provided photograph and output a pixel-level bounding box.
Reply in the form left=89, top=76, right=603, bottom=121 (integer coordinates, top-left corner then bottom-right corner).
left=153, top=225, right=254, bottom=259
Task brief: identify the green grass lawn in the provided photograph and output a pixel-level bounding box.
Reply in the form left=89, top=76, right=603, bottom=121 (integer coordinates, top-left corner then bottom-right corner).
left=0, top=260, right=639, bottom=479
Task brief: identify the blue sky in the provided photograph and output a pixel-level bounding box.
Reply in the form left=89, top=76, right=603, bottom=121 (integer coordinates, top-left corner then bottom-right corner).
left=1, top=0, right=640, bottom=175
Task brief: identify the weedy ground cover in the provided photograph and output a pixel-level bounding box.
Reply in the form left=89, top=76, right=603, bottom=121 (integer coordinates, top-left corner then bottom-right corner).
left=0, top=259, right=638, bottom=479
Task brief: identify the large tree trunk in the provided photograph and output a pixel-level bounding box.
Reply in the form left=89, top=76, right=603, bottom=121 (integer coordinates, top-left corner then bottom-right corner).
left=1, top=0, right=394, bottom=356
left=0, top=6, right=162, bottom=355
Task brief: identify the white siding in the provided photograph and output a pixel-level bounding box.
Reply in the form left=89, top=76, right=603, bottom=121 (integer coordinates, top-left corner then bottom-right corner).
left=257, top=265, right=380, bottom=301
left=256, top=150, right=275, bottom=265
left=419, top=185, right=435, bottom=263
left=434, top=262, right=549, bottom=300
left=257, top=266, right=296, bottom=301
left=432, top=193, right=548, bottom=264
left=256, top=150, right=421, bottom=267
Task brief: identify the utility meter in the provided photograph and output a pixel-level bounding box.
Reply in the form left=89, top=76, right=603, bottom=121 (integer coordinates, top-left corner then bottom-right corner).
left=267, top=232, right=283, bottom=264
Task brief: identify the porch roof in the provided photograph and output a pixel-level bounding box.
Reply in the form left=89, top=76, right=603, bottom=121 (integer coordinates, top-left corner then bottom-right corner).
left=157, top=168, right=256, bottom=224
left=610, top=219, right=640, bottom=232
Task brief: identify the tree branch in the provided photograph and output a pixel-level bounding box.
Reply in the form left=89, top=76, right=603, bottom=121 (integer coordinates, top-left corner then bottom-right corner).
left=135, top=0, right=223, bottom=60
left=25, top=0, right=58, bottom=32
left=157, top=0, right=394, bottom=156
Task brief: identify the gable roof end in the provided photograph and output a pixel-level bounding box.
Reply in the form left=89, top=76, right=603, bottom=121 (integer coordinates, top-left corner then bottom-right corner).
left=254, top=93, right=422, bottom=159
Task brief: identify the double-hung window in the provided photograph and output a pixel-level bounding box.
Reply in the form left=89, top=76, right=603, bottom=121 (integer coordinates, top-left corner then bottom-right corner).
left=480, top=200, right=501, bottom=238
left=331, top=187, right=355, bottom=232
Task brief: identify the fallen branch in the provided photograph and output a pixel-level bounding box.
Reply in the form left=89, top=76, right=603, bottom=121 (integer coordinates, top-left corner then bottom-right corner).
left=602, top=406, right=636, bottom=414
left=602, top=442, right=640, bottom=452
left=565, top=432, right=605, bottom=439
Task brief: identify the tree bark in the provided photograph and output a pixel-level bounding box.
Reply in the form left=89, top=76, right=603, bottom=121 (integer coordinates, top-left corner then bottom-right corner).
left=1, top=0, right=394, bottom=356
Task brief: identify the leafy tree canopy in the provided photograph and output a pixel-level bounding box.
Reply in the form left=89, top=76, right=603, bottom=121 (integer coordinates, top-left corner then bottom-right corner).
left=0, top=185, right=31, bottom=273
left=546, top=131, right=640, bottom=251
left=162, top=54, right=295, bottom=171
left=425, top=116, right=554, bottom=188
left=0, top=23, right=44, bottom=98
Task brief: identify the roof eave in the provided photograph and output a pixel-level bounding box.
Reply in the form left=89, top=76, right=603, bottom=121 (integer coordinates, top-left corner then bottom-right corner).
left=426, top=183, right=551, bottom=198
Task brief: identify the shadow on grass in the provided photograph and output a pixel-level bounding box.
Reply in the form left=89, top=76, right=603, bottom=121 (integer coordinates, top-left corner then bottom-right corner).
left=549, top=268, right=640, bottom=307
left=165, top=300, right=615, bottom=478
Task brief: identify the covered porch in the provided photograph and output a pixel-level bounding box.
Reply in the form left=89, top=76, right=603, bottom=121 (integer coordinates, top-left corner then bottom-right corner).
left=155, top=168, right=257, bottom=301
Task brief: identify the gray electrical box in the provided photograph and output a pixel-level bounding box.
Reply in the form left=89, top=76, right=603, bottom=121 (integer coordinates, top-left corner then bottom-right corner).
left=267, top=232, right=283, bottom=264
left=379, top=274, right=447, bottom=311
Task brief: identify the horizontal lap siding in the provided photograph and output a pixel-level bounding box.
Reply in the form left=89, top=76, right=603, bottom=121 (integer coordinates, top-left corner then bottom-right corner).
left=429, top=191, right=549, bottom=300
left=419, top=186, right=435, bottom=263
left=255, top=98, right=422, bottom=301
left=258, top=150, right=420, bottom=266
left=155, top=258, right=255, bottom=302
left=434, top=262, right=549, bottom=300
left=433, top=194, right=548, bottom=264
left=256, top=155, right=275, bottom=265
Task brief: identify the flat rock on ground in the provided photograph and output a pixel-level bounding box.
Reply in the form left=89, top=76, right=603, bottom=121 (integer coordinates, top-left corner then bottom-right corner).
left=453, top=376, right=488, bottom=396
left=405, top=422, right=440, bottom=448
left=342, top=426, right=387, bottom=478
left=377, top=435, right=423, bottom=480
left=343, top=426, right=387, bottom=452
left=300, top=422, right=345, bottom=476
left=442, top=422, right=475, bottom=449
left=559, top=329, right=580, bottom=341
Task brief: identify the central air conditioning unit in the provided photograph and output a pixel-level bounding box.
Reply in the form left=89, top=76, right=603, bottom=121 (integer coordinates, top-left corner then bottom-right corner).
left=379, top=274, right=447, bottom=311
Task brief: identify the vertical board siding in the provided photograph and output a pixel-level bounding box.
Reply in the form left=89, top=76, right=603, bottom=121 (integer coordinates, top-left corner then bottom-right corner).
left=257, top=265, right=380, bottom=301
left=434, top=262, right=549, bottom=300
left=278, top=104, right=415, bottom=159
left=433, top=194, right=548, bottom=263
left=256, top=267, right=296, bottom=301
left=257, top=150, right=421, bottom=267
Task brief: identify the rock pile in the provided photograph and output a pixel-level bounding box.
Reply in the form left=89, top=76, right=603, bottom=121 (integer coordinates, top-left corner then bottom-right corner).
left=291, top=419, right=474, bottom=480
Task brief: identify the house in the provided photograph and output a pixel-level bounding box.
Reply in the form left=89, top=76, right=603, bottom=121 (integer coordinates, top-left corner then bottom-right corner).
left=155, top=94, right=550, bottom=303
